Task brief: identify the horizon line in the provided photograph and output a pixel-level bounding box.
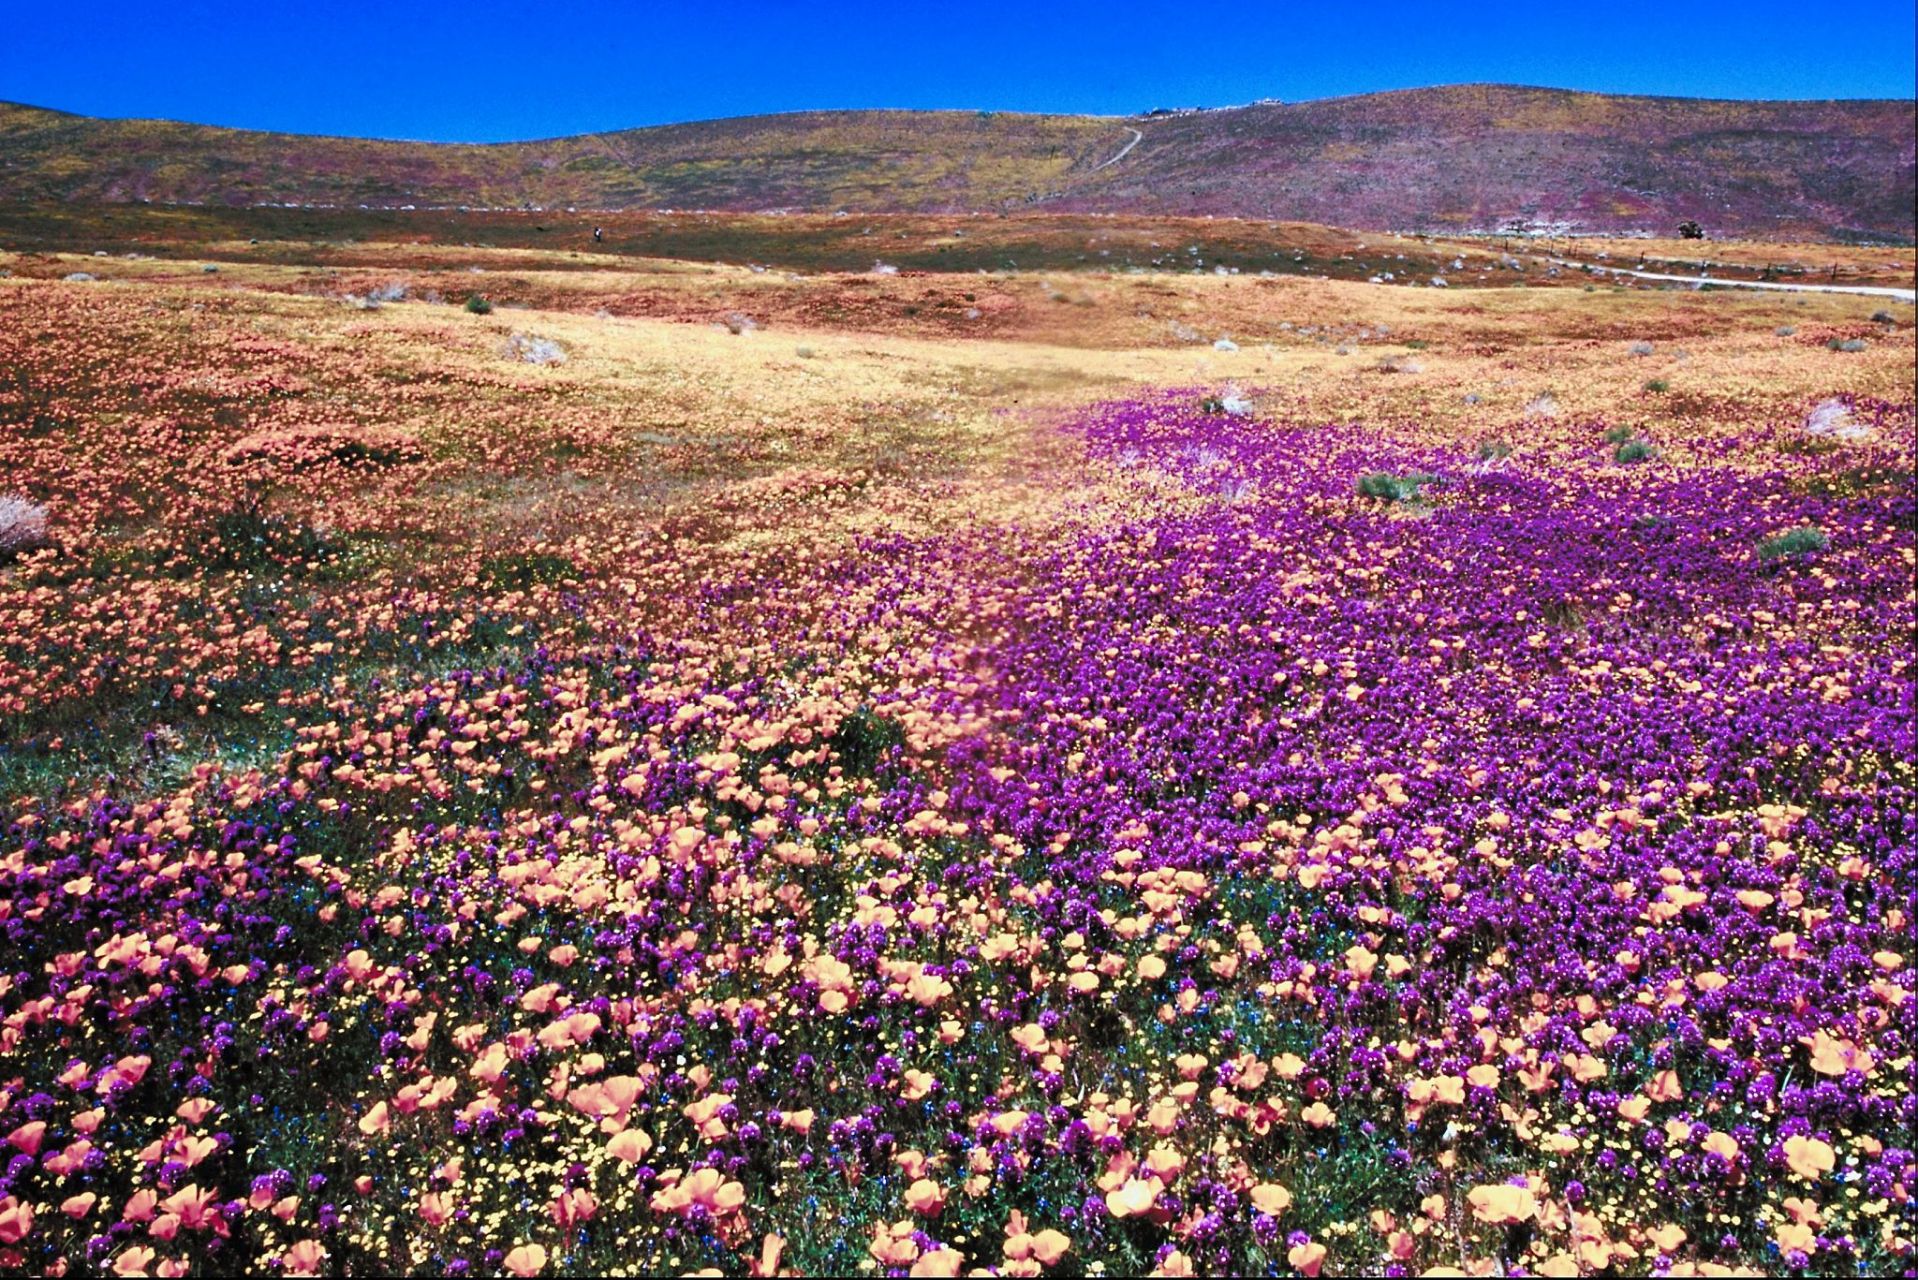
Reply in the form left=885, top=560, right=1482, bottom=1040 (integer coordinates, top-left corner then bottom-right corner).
left=5, top=80, right=1913, bottom=148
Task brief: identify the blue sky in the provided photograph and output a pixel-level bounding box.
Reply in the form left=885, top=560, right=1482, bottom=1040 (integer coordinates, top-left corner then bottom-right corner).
left=6, top=0, right=1914, bottom=141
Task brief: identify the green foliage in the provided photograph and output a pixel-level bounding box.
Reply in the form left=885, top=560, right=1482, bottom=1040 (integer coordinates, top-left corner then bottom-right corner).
left=197, top=498, right=336, bottom=572
left=1793, top=462, right=1912, bottom=500
left=1643, top=378, right=1670, bottom=393
left=826, top=704, right=908, bottom=775
left=1614, top=439, right=1655, bottom=464
left=1356, top=471, right=1437, bottom=503
left=1603, top=426, right=1637, bottom=445
left=1757, top=527, right=1829, bottom=562
left=480, top=550, right=579, bottom=589
left=464, top=294, right=493, bottom=315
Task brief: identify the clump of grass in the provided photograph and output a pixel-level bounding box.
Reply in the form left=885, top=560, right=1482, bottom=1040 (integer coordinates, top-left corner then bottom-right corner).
left=1757, top=527, right=1829, bottom=562
left=1643, top=378, right=1670, bottom=393
left=464, top=294, right=493, bottom=315
left=481, top=550, right=579, bottom=589
left=1602, top=425, right=1637, bottom=445
left=1827, top=338, right=1867, bottom=353
left=1356, top=471, right=1437, bottom=503
left=197, top=498, right=335, bottom=572
left=1793, top=462, right=1911, bottom=500
left=1614, top=439, right=1655, bottom=464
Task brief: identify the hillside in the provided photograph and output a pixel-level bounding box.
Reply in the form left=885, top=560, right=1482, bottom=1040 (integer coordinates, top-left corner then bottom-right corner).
left=2, top=85, right=1912, bottom=240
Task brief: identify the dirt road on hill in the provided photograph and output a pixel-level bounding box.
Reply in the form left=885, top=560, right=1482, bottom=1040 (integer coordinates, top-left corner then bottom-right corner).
left=1092, top=127, right=1144, bottom=171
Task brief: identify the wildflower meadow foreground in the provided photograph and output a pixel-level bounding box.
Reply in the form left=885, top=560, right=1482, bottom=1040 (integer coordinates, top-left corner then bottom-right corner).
left=0, top=228, right=1912, bottom=1278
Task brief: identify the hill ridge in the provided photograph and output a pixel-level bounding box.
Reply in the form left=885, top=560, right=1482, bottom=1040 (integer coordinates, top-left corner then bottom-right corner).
left=3, top=84, right=1912, bottom=241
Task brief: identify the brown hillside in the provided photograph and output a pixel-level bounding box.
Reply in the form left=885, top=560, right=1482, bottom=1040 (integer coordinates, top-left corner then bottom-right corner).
left=1, top=85, right=1910, bottom=240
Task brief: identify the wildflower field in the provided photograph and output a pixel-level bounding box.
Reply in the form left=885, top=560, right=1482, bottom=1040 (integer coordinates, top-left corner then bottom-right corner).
left=0, top=216, right=1912, bottom=1277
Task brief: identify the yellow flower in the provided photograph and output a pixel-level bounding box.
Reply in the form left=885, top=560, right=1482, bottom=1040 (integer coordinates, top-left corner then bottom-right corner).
left=1466, top=1183, right=1538, bottom=1225
left=1784, top=1134, right=1836, bottom=1181
left=1248, top=1183, right=1292, bottom=1216
left=1103, top=1176, right=1163, bottom=1219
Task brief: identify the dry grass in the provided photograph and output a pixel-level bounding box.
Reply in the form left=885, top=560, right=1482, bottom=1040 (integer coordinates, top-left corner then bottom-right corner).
left=5, top=227, right=1908, bottom=557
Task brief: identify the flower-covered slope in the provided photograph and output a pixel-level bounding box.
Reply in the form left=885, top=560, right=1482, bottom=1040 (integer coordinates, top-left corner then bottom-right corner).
left=0, top=383, right=1912, bottom=1277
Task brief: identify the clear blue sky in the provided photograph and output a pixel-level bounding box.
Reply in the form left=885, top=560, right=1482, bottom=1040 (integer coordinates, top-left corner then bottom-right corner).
left=6, top=0, right=1913, bottom=142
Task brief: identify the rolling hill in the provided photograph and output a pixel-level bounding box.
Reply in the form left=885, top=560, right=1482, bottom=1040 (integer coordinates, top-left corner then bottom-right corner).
left=2, top=85, right=1911, bottom=241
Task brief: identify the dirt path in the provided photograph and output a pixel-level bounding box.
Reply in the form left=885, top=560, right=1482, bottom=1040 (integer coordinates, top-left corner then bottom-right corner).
left=1551, top=258, right=1915, bottom=302
left=1092, top=127, right=1144, bottom=172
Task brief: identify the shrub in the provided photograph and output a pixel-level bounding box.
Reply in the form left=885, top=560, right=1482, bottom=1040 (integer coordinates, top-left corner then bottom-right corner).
left=1827, top=338, right=1867, bottom=353
left=1757, top=527, right=1829, bottom=561
left=1775, top=325, right=1797, bottom=336
left=198, top=498, right=334, bottom=572
left=464, top=294, right=493, bottom=315
left=0, top=495, right=49, bottom=559
left=1614, top=439, right=1655, bottom=464
left=1356, top=471, right=1436, bottom=503
left=1200, top=391, right=1253, bottom=418
left=1803, top=398, right=1870, bottom=442
left=1476, top=440, right=1512, bottom=461
left=1628, top=341, right=1655, bottom=356
left=1643, top=379, right=1669, bottom=393
left=1603, top=426, right=1637, bottom=445
left=502, top=333, right=566, bottom=365
left=1869, top=310, right=1897, bottom=325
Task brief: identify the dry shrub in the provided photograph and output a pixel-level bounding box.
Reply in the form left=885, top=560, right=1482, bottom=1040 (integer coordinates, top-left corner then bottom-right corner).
left=0, top=495, right=49, bottom=558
